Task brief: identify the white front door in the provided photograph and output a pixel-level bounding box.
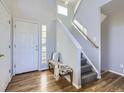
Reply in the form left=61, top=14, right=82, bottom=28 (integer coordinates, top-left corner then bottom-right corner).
left=14, top=19, right=39, bottom=74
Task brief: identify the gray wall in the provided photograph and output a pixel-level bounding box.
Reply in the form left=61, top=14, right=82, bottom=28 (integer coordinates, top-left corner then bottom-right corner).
left=101, top=12, right=124, bottom=74
left=47, top=20, right=56, bottom=61
left=101, top=17, right=110, bottom=71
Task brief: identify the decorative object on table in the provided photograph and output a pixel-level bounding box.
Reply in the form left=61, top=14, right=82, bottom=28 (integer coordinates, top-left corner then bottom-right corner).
left=48, top=52, right=61, bottom=71
left=59, top=64, right=73, bottom=75
left=48, top=52, right=73, bottom=84
left=59, top=64, right=73, bottom=84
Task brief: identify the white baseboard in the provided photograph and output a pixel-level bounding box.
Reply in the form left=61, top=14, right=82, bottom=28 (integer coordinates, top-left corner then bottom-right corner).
left=97, top=74, right=101, bottom=79
left=65, top=77, right=81, bottom=89
left=39, top=67, right=48, bottom=71
left=73, top=83, right=81, bottom=89
left=1, top=75, right=12, bottom=92
left=109, top=70, right=124, bottom=76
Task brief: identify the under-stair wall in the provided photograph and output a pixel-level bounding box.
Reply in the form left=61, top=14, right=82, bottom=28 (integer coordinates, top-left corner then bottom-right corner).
left=56, top=19, right=82, bottom=89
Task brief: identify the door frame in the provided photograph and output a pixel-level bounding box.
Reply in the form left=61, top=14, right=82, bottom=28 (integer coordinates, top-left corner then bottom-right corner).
left=13, top=18, right=41, bottom=75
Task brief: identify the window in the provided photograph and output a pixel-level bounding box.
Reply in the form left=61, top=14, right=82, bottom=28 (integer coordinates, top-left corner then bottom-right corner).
left=41, top=25, right=47, bottom=63
left=57, top=5, right=68, bottom=16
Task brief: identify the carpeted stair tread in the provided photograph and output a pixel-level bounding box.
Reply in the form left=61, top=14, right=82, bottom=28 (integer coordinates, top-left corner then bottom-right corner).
left=81, top=64, right=92, bottom=74
left=81, top=71, right=97, bottom=85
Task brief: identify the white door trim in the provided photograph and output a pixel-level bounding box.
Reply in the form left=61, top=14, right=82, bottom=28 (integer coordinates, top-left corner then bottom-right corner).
left=13, top=18, right=41, bottom=75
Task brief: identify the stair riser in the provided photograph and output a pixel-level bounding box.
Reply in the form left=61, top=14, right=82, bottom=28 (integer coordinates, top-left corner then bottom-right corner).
left=81, top=53, right=97, bottom=86
left=81, top=67, right=92, bottom=74
left=81, top=62, right=87, bottom=66
left=81, top=74, right=97, bottom=85
left=81, top=59, right=87, bottom=66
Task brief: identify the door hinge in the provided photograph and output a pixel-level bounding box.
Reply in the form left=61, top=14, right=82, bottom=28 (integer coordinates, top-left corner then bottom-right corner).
left=8, top=20, right=11, bottom=24
left=14, top=64, right=16, bottom=68
left=9, top=45, right=11, bottom=48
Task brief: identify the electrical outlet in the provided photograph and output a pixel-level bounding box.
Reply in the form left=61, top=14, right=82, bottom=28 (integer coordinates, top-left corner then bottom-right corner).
left=120, top=64, right=124, bottom=68
left=122, top=69, right=124, bottom=73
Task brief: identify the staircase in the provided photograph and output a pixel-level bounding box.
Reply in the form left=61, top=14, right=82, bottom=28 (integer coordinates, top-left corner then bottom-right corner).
left=57, top=0, right=99, bottom=88
left=81, top=53, right=97, bottom=85
left=73, top=0, right=98, bottom=86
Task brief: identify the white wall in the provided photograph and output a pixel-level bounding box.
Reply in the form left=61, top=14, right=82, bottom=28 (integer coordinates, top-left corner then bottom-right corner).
left=56, top=20, right=82, bottom=89
left=0, top=1, right=12, bottom=91
left=101, top=12, right=124, bottom=74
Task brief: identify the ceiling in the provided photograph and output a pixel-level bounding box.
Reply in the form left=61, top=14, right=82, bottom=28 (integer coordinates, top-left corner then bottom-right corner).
left=102, top=0, right=124, bottom=16
left=4, top=0, right=56, bottom=23
left=57, top=0, right=78, bottom=6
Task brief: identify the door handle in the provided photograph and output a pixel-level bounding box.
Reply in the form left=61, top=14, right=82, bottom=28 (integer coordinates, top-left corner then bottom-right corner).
left=0, top=54, right=4, bottom=58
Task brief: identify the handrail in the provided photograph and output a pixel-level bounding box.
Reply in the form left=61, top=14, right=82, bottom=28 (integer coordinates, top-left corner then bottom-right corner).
left=72, top=22, right=99, bottom=48
left=81, top=51, right=99, bottom=74
left=72, top=0, right=99, bottom=48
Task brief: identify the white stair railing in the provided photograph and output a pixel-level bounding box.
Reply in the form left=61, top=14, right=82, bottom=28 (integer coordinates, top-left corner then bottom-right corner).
left=71, top=0, right=99, bottom=75
left=72, top=20, right=99, bottom=48
left=72, top=0, right=99, bottom=48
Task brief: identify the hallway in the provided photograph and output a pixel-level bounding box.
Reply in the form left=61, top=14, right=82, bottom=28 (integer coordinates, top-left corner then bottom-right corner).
left=6, top=71, right=124, bottom=92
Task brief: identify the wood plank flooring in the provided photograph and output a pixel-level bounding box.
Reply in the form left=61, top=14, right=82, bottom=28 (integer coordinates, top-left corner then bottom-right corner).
left=6, top=71, right=124, bottom=92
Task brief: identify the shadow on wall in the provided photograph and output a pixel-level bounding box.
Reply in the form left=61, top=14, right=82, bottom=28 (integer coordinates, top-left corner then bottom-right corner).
left=101, top=17, right=110, bottom=71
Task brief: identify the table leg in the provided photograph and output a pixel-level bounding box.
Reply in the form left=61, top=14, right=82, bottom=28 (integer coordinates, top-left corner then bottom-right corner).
left=70, top=72, right=73, bottom=84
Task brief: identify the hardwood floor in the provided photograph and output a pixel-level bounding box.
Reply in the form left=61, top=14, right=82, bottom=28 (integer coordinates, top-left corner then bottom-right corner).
left=6, top=71, right=124, bottom=92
